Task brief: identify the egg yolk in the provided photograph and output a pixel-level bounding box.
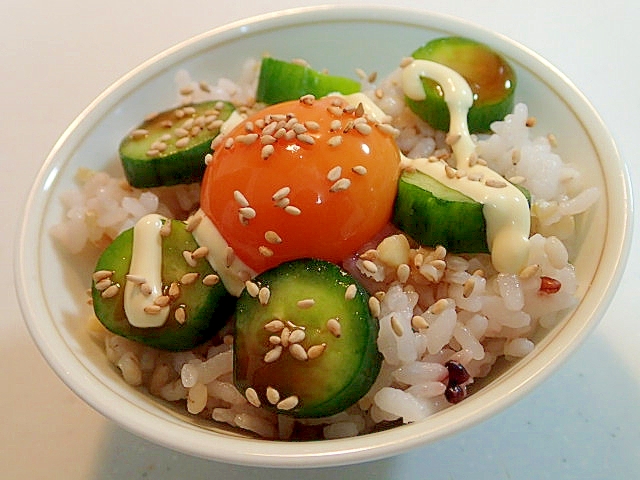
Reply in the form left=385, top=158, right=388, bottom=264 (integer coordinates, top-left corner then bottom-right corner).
left=200, top=95, right=401, bottom=273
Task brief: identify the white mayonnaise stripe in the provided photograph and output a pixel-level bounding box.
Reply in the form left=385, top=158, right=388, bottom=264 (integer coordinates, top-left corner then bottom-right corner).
left=401, top=59, right=530, bottom=273
left=124, top=213, right=170, bottom=328
left=190, top=209, right=256, bottom=297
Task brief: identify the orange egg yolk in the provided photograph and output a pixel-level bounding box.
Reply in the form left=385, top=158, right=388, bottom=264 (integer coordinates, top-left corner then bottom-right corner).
left=200, top=95, right=401, bottom=274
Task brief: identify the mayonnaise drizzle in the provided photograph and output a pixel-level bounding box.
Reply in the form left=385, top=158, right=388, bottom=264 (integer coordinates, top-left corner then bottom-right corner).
left=124, top=213, right=170, bottom=328
left=401, top=59, right=530, bottom=273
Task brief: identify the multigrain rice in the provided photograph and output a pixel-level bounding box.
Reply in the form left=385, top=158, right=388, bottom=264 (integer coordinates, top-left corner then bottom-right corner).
left=57, top=57, right=598, bottom=440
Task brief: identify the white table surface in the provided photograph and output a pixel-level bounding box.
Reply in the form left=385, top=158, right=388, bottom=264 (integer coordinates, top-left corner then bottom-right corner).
left=2, top=1, right=638, bottom=478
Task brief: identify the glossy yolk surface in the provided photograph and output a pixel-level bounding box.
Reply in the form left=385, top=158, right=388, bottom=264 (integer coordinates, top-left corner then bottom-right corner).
left=200, top=95, right=401, bottom=273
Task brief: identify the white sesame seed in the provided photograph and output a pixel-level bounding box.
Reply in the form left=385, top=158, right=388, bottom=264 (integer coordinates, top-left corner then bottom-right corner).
left=245, top=280, right=259, bottom=297
left=144, top=304, right=162, bottom=314
left=485, top=178, right=508, bottom=188
left=185, top=213, right=202, bottom=232
left=329, top=178, right=351, bottom=192
left=272, top=186, right=291, bottom=201
left=326, top=318, right=341, bottom=337
left=258, top=245, right=274, bottom=257
left=354, top=122, right=372, bottom=135
left=153, top=295, right=171, bottom=307
left=280, top=327, right=290, bottom=348
left=239, top=206, right=257, bottom=219
left=264, top=230, right=282, bottom=244
left=202, top=274, right=220, bottom=286
left=352, top=165, right=367, bottom=175
left=289, top=343, right=308, bottom=361
left=174, top=127, right=189, bottom=138
left=345, top=284, right=357, bottom=300
left=224, top=137, right=234, bottom=149
left=297, top=133, right=315, bottom=145
left=146, top=149, right=160, bottom=158
left=94, top=278, right=113, bottom=291
left=225, top=246, right=235, bottom=268
left=258, top=287, right=270, bottom=305
left=399, top=56, right=414, bottom=68
left=276, top=395, right=299, bottom=411
left=307, top=343, right=327, bottom=359
left=101, top=284, right=119, bottom=299
left=168, top=282, right=180, bottom=298
left=183, top=250, right=198, bottom=267
left=159, top=221, right=172, bottom=237
left=396, top=263, right=411, bottom=283
left=140, top=283, right=152, bottom=295
left=327, top=106, right=343, bottom=117
left=330, top=119, right=342, bottom=131
left=245, top=387, right=261, bottom=408
left=130, top=128, right=149, bottom=140
left=269, top=335, right=281, bottom=345
left=327, top=135, right=343, bottom=147
left=299, top=94, right=315, bottom=105
left=264, top=345, right=283, bottom=363
left=429, top=298, right=450, bottom=315
left=411, top=315, right=428, bottom=330
left=297, top=298, right=315, bottom=309
left=260, top=134, right=276, bottom=145
left=192, top=246, right=209, bottom=259
left=284, top=205, right=301, bottom=216
left=261, top=144, right=275, bottom=159
left=368, top=296, right=381, bottom=318
left=175, top=307, right=186, bottom=324
left=275, top=197, right=290, bottom=208
left=180, top=272, right=199, bottom=285
left=264, top=319, right=284, bottom=333
left=327, top=166, right=342, bottom=182
left=304, top=120, right=320, bottom=131
left=92, top=270, right=113, bottom=282
left=266, top=386, right=280, bottom=405
left=233, top=190, right=249, bottom=208
left=288, top=329, right=306, bottom=344
left=362, top=260, right=378, bottom=274
left=519, top=263, right=541, bottom=279
left=390, top=315, right=404, bottom=337
left=236, top=133, right=259, bottom=145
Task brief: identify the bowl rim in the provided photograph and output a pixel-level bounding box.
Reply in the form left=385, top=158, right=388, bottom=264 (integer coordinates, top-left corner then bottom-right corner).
left=14, top=4, right=633, bottom=468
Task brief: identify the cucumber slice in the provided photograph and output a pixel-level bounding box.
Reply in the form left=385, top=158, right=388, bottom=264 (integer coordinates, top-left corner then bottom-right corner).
left=234, top=259, right=382, bottom=418
left=256, top=57, right=361, bottom=105
left=407, top=37, right=516, bottom=133
left=393, top=170, right=531, bottom=253
left=92, top=219, right=235, bottom=351
left=119, top=100, right=234, bottom=188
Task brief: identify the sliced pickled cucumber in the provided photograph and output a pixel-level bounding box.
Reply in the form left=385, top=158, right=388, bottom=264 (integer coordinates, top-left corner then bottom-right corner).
left=92, top=218, right=235, bottom=351
left=256, top=57, right=361, bottom=105
left=407, top=37, right=516, bottom=133
left=393, top=170, right=530, bottom=253
left=234, top=259, right=382, bottom=418
left=119, top=100, right=234, bottom=188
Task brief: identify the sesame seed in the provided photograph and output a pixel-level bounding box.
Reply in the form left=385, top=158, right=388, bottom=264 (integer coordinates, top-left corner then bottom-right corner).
left=275, top=197, right=290, bottom=208
left=146, top=149, right=160, bottom=158
left=199, top=80, right=211, bottom=92
left=297, top=133, right=315, bottom=145
left=245, top=387, right=261, bottom=408
left=153, top=295, right=170, bottom=307
left=144, top=304, right=162, bottom=314
left=175, top=137, right=190, bottom=149
left=224, top=137, right=234, bottom=149
left=264, top=230, right=282, bottom=244
left=244, top=121, right=254, bottom=132
left=260, top=134, right=276, bottom=145
left=180, top=272, right=199, bottom=285
left=289, top=343, right=308, bottom=361
left=284, top=205, right=301, bottom=216
left=245, top=280, right=259, bottom=297
left=368, top=296, right=381, bottom=318
left=225, top=246, right=235, bottom=268
left=124, top=273, right=147, bottom=288
left=330, top=119, right=342, bottom=131
left=239, top=206, right=257, bottom=219
left=362, top=260, right=378, bottom=274
left=236, top=133, right=259, bottom=145
left=261, top=144, right=275, bottom=159
left=183, top=250, right=198, bottom=267
left=264, top=345, right=283, bottom=363
left=140, top=283, right=152, bottom=295
left=258, top=287, right=270, bottom=305
left=276, top=395, right=299, bottom=411
left=259, top=245, right=274, bottom=257
left=304, top=120, right=320, bottom=131
left=174, top=109, right=185, bottom=119
left=168, top=282, right=180, bottom=298
left=269, top=335, right=281, bottom=345
left=297, top=298, right=315, bottom=309
left=272, top=186, right=291, bottom=202
left=159, top=221, right=172, bottom=237
left=202, top=274, right=220, bottom=286
left=329, top=178, right=351, bottom=192
left=399, top=56, right=414, bottom=68
left=445, top=165, right=456, bottom=179
left=264, top=319, right=284, bottom=333
left=266, top=386, right=280, bottom=405
left=508, top=175, right=526, bottom=184
left=468, top=172, right=483, bottom=182
left=183, top=106, right=196, bottom=115
left=485, top=178, right=508, bottom=188
left=411, top=315, right=428, bottom=330
left=352, top=165, right=367, bottom=175
left=101, top=284, right=119, bottom=299
left=519, top=263, right=541, bottom=279
left=174, top=127, right=189, bottom=138
left=376, top=123, right=399, bottom=137
left=299, top=94, right=315, bottom=105
left=175, top=307, right=186, bottom=324
left=327, top=166, right=342, bottom=182
left=280, top=327, right=291, bottom=347
left=429, top=298, right=450, bottom=315
left=130, top=129, right=149, bottom=140
left=233, top=190, right=249, bottom=207
left=390, top=315, right=404, bottom=337
left=326, top=318, right=341, bottom=337
left=355, top=122, right=372, bottom=135
left=345, top=284, right=357, bottom=300
left=292, top=122, right=307, bottom=134
left=160, top=120, right=173, bottom=128
left=307, top=343, right=327, bottom=359
left=397, top=263, right=411, bottom=283
left=288, top=329, right=306, bottom=344
left=327, top=106, right=343, bottom=117
left=185, top=214, right=202, bottom=232
left=463, top=278, right=475, bottom=298
left=94, top=278, right=113, bottom=291
left=92, top=270, right=113, bottom=282
left=192, top=246, right=209, bottom=260
left=327, top=135, right=343, bottom=147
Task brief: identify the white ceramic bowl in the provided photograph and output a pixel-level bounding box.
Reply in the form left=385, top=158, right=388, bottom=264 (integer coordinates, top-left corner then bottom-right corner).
left=15, top=5, right=632, bottom=468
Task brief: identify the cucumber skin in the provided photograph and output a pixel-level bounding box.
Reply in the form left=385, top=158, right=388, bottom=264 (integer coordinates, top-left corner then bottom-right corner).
left=256, top=57, right=361, bottom=105
left=119, top=101, right=234, bottom=188
left=393, top=172, right=490, bottom=254
left=234, top=259, right=382, bottom=418
left=92, top=220, right=235, bottom=351
left=408, top=37, right=516, bottom=133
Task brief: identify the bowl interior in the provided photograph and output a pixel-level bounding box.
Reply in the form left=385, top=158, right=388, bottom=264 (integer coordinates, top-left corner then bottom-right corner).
left=16, top=5, right=630, bottom=468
